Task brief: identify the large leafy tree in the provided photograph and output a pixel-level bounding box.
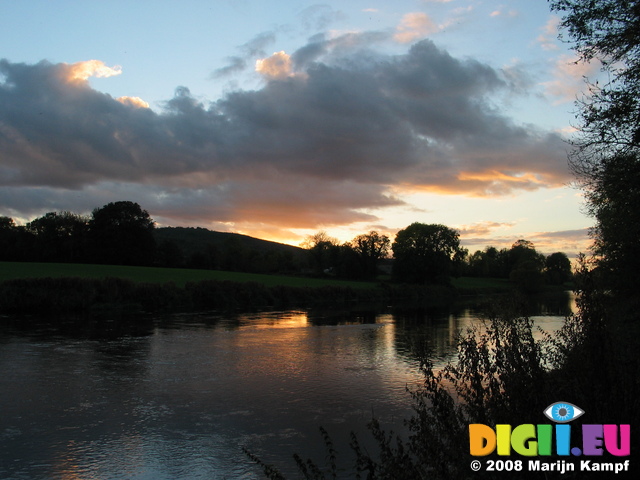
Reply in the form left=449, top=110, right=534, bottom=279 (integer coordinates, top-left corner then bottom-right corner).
left=26, top=211, right=88, bottom=262
left=545, top=251, right=573, bottom=285
left=88, top=201, right=156, bottom=266
left=551, top=0, right=640, bottom=294
left=301, top=231, right=340, bottom=275
left=506, top=240, right=546, bottom=292
left=392, top=223, right=464, bottom=284
left=350, top=230, right=390, bottom=279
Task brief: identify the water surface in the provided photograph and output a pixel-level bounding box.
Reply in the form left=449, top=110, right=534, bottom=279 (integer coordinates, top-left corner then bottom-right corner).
left=0, top=293, right=574, bottom=479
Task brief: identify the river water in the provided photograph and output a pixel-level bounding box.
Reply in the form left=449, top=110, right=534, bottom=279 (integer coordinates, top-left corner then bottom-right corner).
left=0, top=292, right=575, bottom=479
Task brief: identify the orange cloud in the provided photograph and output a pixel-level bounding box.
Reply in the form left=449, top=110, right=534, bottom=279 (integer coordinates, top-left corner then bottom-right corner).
left=117, top=96, right=150, bottom=109
left=255, top=51, right=294, bottom=80
left=458, top=221, right=515, bottom=237
left=528, top=228, right=591, bottom=256
left=457, top=170, right=546, bottom=186
left=64, top=60, right=122, bottom=83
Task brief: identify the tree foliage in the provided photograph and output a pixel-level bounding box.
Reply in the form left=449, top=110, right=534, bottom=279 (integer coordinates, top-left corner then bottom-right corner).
left=551, top=0, right=640, bottom=160
left=88, top=201, right=156, bottom=266
left=545, top=251, right=573, bottom=285
left=26, top=211, right=88, bottom=262
left=583, top=152, right=640, bottom=293
left=350, top=230, right=390, bottom=278
left=551, top=0, right=640, bottom=296
left=392, top=223, right=464, bottom=284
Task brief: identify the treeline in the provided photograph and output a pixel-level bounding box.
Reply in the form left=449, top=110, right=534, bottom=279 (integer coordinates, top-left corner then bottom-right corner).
left=0, top=202, right=156, bottom=266
left=464, top=240, right=573, bottom=290
left=302, top=225, right=572, bottom=291
left=1, top=202, right=572, bottom=291
left=0, top=201, right=302, bottom=276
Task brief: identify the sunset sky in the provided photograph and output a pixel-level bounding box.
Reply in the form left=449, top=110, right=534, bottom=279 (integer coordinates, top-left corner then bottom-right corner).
left=0, top=0, right=601, bottom=256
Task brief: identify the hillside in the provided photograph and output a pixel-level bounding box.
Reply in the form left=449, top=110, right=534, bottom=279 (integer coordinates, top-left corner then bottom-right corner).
left=153, top=226, right=306, bottom=270
left=155, top=226, right=303, bottom=255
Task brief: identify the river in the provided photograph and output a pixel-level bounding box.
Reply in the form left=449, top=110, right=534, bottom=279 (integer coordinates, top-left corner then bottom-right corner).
left=0, top=292, right=575, bottom=479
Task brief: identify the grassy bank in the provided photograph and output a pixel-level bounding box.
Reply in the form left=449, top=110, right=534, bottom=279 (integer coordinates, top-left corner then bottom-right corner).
left=0, top=262, right=530, bottom=317
left=0, top=262, right=464, bottom=316
left=0, top=261, right=374, bottom=289
left=1, top=262, right=519, bottom=292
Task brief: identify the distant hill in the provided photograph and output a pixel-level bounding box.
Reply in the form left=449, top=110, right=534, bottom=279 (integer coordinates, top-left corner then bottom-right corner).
left=155, top=226, right=303, bottom=255
left=154, top=226, right=306, bottom=271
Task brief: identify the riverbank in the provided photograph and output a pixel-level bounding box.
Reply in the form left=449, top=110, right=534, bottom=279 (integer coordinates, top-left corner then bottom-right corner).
left=0, top=261, right=565, bottom=317
left=0, top=261, right=372, bottom=289
left=0, top=275, right=460, bottom=317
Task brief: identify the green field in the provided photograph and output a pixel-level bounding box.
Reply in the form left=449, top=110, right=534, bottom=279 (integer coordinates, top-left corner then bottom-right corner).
left=0, top=262, right=518, bottom=294
left=0, top=261, right=376, bottom=289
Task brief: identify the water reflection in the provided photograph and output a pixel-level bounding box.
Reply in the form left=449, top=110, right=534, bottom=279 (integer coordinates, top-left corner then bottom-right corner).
left=0, top=292, right=574, bottom=479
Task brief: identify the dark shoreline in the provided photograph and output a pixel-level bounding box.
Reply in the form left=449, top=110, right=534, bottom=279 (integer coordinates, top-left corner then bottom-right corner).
left=0, top=276, right=461, bottom=318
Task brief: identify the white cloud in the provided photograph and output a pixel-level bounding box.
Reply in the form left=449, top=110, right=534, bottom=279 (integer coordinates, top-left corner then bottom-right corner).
left=538, top=16, right=561, bottom=51
left=394, top=13, right=440, bottom=43
left=489, top=9, right=518, bottom=18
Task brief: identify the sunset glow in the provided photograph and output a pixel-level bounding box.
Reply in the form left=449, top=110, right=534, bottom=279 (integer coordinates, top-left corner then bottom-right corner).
left=116, top=96, right=150, bottom=109
left=64, top=60, right=122, bottom=83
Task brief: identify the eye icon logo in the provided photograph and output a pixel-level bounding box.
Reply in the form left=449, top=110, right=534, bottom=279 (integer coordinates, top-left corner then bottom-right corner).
left=543, top=402, right=584, bottom=423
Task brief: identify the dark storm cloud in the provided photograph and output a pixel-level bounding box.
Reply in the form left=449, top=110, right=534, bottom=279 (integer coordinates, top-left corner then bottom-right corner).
left=211, top=56, right=247, bottom=78
left=0, top=38, right=570, bottom=230
left=291, top=31, right=390, bottom=69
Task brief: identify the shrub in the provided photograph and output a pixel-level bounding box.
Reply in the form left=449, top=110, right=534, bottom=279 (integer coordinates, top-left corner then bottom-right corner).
left=246, top=295, right=623, bottom=479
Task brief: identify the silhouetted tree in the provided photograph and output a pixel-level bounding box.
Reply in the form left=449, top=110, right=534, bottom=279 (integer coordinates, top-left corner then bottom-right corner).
left=468, top=246, right=508, bottom=278
left=505, top=240, right=546, bottom=292
left=302, top=231, right=340, bottom=275
left=0, top=216, right=13, bottom=229
left=26, top=211, right=88, bottom=262
left=0, top=216, right=26, bottom=261
left=551, top=0, right=640, bottom=298
left=392, top=223, right=463, bottom=284
left=584, top=153, right=640, bottom=295
left=551, top=0, right=640, bottom=161
left=545, top=251, right=573, bottom=285
left=350, top=230, right=390, bottom=279
left=88, top=201, right=156, bottom=266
